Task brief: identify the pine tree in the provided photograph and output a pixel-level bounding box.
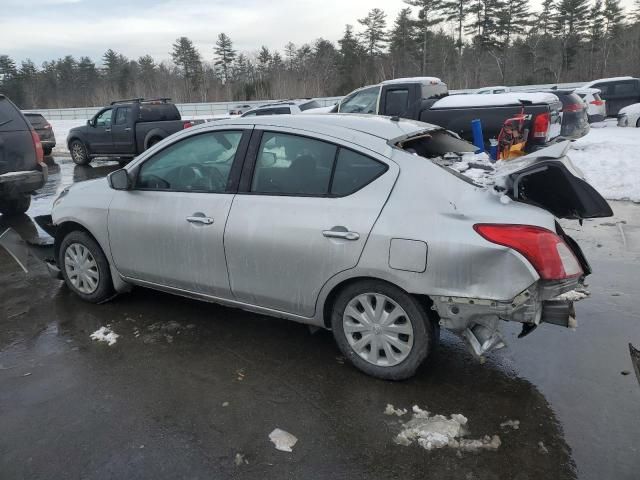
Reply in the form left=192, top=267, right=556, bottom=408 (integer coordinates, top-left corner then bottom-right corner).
left=338, top=24, right=366, bottom=91
left=601, top=0, right=624, bottom=73
left=357, top=8, right=388, bottom=57
left=284, top=42, right=297, bottom=71
left=76, top=56, right=98, bottom=106
left=465, top=0, right=502, bottom=49
left=214, top=33, right=236, bottom=84
left=633, top=0, right=640, bottom=23
left=405, top=0, right=444, bottom=74
left=441, top=0, right=467, bottom=56
left=389, top=8, right=418, bottom=76
left=171, top=36, right=203, bottom=101
left=538, top=0, right=556, bottom=35
left=587, top=0, right=605, bottom=76
left=553, top=0, right=591, bottom=74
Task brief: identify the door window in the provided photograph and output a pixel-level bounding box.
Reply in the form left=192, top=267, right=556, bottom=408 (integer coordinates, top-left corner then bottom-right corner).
left=338, top=86, right=380, bottom=113
left=384, top=89, right=409, bottom=116
left=136, top=131, right=243, bottom=193
left=95, top=109, right=113, bottom=126
left=614, top=81, right=638, bottom=96
left=251, top=132, right=336, bottom=195
left=114, top=107, right=131, bottom=125
left=330, top=149, right=388, bottom=196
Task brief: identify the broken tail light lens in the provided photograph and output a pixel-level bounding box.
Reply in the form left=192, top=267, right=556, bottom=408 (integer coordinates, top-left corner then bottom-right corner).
left=532, top=112, right=550, bottom=139
left=473, top=224, right=583, bottom=280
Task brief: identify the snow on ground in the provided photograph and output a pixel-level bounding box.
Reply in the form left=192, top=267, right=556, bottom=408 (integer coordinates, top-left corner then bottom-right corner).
left=268, top=428, right=298, bottom=452
left=570, top=120, right=640, bottom=202
left=90, top=326, right=119, bottom=346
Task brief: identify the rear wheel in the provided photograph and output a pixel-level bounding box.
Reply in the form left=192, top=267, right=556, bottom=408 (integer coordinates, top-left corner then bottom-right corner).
left=70, top=140, right=90, bottom=165
left=636, top=118, right=640, bottom=128
left=0, top=194, right=31, bottom=216
left=331, top=280, right=436, bottom=380
left=59, top=231, right=113, bottom=302
left=146, top=137, right=162, bottom=149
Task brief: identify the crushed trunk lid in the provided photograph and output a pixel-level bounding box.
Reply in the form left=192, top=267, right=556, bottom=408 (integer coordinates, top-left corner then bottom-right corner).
left=494, top=141, right=613, bottom=220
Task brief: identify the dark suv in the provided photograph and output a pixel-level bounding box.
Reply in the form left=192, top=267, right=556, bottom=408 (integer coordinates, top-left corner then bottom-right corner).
left=24, top=113, right=56, bottom=156
left=584, top=77, right=640, bottom=116
left=0, top=94, right=47, bottom=215
left=539, top=90, right=590, bottom=140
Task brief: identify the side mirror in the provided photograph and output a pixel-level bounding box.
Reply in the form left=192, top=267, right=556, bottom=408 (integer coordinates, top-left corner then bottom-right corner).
left=87, top=119, right=91, bottom=126
left=108, top=168, right=131, bottom=190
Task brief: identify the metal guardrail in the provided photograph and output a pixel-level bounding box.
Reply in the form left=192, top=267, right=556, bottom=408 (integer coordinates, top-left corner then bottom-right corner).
left=22, top=96, right=344, bottom=120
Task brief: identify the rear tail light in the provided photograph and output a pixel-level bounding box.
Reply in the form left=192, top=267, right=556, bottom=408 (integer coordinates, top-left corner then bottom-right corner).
left=183, top=121, right=193, bottom=129
left=563, top=103, right=584, bottom=112
left=30, top=129, right=44, bottom=163
left=590, top=99, right=604, bottom=106
left=532, top=112, right=550, bottom=139
left=473, top=224, right=583, bottom=280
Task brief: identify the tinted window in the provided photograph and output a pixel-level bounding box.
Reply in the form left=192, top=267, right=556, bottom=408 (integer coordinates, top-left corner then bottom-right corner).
left=95, top=109, right=113, bottom=126
left=24, top=114, right=47, bottom=127
left=0, top=97, right=27, bottom=132
left=115, top=107, right=130, bottom=125
left=592, top=83, right=612, bottom=95
left=255, top=107, right=291, bottom=116
left=251, top=132, right=336, bottom=195
left=331, top=149, right=387, bottom=196
left=138, top=103, right=181, bottom=121
left=299, top=100, right=321, bottom=111
left=614, top=82, right=638, bottom=96
left=385, top=89, right=409, bottom=116
left=339, top=86, right=379, bottom=114
left=136, top=131, right=242, bottom=192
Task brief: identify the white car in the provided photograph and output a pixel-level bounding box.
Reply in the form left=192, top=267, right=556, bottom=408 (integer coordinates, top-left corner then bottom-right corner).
left=475, top=86, right=511, bottom=94
left=241, top=99, right=321, bottom=117
left=617, top=103, right=640, bottom=127
left=574, top=88, right=606, bottom=123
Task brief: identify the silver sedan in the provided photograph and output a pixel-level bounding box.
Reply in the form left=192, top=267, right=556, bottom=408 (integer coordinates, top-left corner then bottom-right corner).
left=50, top=114, right=612, bottom=379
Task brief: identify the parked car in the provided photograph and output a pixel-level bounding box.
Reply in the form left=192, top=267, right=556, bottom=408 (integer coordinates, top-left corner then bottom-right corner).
left=229, top=104, right=253, bottom=115
left=475, top=86, right=511, bottom=94
left=0, top=94, right=47, bottom=215
left=241, top=99, right=322, bottom=117
left=538, top=89, right=590, bottom=140
left=333, top=77, right=563, bottom=152
left=616, top=103, right=640, bottom=127
left=48, top=114, right=611, bottom=379
left=574, top=88, right=607, bottom=123
left=66, top=98, right=193, bottom=166
left=23, top=113, right=56, bottom=155
left=583, top=77, right=640, bottom=116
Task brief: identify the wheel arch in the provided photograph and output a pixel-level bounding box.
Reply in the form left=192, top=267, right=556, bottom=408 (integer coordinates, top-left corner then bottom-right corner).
left=67, top=136, right=87, bottom=151
left=143, top=129, right=167, bottom=150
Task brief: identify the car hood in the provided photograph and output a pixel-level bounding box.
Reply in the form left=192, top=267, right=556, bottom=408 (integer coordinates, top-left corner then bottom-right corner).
left=493, top=141, right=613, bottom=220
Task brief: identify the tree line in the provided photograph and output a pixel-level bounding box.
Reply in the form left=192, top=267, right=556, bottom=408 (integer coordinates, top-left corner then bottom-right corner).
left=1, top=0, right=640, bottom=109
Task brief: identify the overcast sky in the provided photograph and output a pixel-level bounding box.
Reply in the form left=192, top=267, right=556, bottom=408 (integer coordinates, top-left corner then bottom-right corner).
left=1, top=0, right=635, bottom=66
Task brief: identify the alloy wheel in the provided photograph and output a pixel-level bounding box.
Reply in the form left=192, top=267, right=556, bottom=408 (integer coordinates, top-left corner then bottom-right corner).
left=64, top=243, right=99, bottom=294
left=343, top=293, right=414, bottom=367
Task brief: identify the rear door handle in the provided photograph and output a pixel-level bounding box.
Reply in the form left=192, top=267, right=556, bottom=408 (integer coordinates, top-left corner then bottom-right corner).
left=124, top=127, right=132, bottom=132
left=323, top=228, right=360, bottom=241
left=186, top=216, right=214, bottom=225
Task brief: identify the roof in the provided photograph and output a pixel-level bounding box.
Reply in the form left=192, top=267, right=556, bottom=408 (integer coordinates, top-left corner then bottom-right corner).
left=584, top=76, right=636, bottom=87
left=431, top=92, right=559, bottom=109
left=195, top=113, right=440, bottom=143
left=382, top=76, right=444, bottom=85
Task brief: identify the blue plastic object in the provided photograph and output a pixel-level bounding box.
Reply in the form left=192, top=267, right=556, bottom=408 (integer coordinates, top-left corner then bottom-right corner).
left=471, top=119, right=484, bottom=153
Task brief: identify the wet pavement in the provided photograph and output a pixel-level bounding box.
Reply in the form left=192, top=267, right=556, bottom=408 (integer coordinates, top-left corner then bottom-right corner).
left=1, top=157, right=638, bottom=480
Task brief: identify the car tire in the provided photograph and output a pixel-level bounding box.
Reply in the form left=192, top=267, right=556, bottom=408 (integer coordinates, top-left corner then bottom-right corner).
left=636, top=118, right=640, bottom=128
left=0, top=194, right=31, bottom=216
left=59, top=230, right=114, bottom=303
left=146, top=137, right=162, bottom=150
left=331, top=280, right=437, bottom=380
left=70, top=140, right=90, bottom=166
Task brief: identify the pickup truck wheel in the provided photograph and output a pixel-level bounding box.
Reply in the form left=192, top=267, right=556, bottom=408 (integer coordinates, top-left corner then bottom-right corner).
left=331, top=280, right=436, bottom=380
left=59, top=231, right=114, bottom=303
left=0, top=194, right=31, bottom=216
left=70, top=140, right=90, bottom=166
left=146, top=137, right=162, bottom=149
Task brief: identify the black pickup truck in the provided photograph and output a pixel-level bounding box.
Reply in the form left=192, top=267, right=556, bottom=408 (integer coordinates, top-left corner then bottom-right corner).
left=67, top=98, right=193, bottom=165
left=333, top=78, right=563, bottom=151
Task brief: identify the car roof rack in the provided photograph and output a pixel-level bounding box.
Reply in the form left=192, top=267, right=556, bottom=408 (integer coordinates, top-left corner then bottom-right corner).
left=110, top=97, right=172, bottom=105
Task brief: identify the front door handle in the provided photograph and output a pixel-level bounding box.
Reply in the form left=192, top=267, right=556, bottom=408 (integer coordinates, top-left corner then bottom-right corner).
left=105, top=128, right=111, bottom=133
left=323, top=227, right=360, bottom=241
left=124, top=127, right=132, bottom=132
left=186, top=215, right=214, bottom=225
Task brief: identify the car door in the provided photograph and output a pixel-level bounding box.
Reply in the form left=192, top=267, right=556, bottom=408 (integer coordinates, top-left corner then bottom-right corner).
left=111, top=106, right=135, bottom=154
left=87, top=108, right=114, bottom=153
left=224, top=128, right=398, bottom=317
left=108, top=128, right=251, bottom=297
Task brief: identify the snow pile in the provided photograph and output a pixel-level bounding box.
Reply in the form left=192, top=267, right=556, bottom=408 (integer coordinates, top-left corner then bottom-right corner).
left=569, top=120, right=640, bottom=202
left=269, top=428, right=298, bottom=452
left=90, top=326, right=119, bottom=346
left=390, top=405, right=501, bottom=452
left=555, top=289, right=590, bottom=301
left=384, top=404, right=408, bottom=416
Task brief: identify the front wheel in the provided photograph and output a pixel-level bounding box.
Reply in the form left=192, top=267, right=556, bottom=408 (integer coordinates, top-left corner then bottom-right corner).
left=70, top=140, right=90, bottom=165
left=0, top=194, right=31, bottom=216
left=331, top=280, right=436, bottom=380
left=59, top=231, right=114, bottom=302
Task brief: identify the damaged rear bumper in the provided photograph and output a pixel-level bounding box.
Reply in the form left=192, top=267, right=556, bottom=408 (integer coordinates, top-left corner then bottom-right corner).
left=432, top=279, right=583, bottom=358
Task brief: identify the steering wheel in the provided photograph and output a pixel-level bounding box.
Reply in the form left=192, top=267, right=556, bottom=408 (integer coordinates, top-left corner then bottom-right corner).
left=176, top=163, right=226, bottom=191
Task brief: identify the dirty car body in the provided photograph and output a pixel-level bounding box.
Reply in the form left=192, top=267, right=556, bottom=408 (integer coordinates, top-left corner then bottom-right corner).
left=49, top=114, right=612, bottom=379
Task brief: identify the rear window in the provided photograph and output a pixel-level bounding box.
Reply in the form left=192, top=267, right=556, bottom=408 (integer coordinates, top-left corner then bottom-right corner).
left=24, top=113, right=47, bottom=128
left=299, top=100, right=321, bottom=111
left=138, top=103, right=180, bottom=122
left=0, top=96, right=27, bottom=132
left=614, top=82, right=639, bottom=96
